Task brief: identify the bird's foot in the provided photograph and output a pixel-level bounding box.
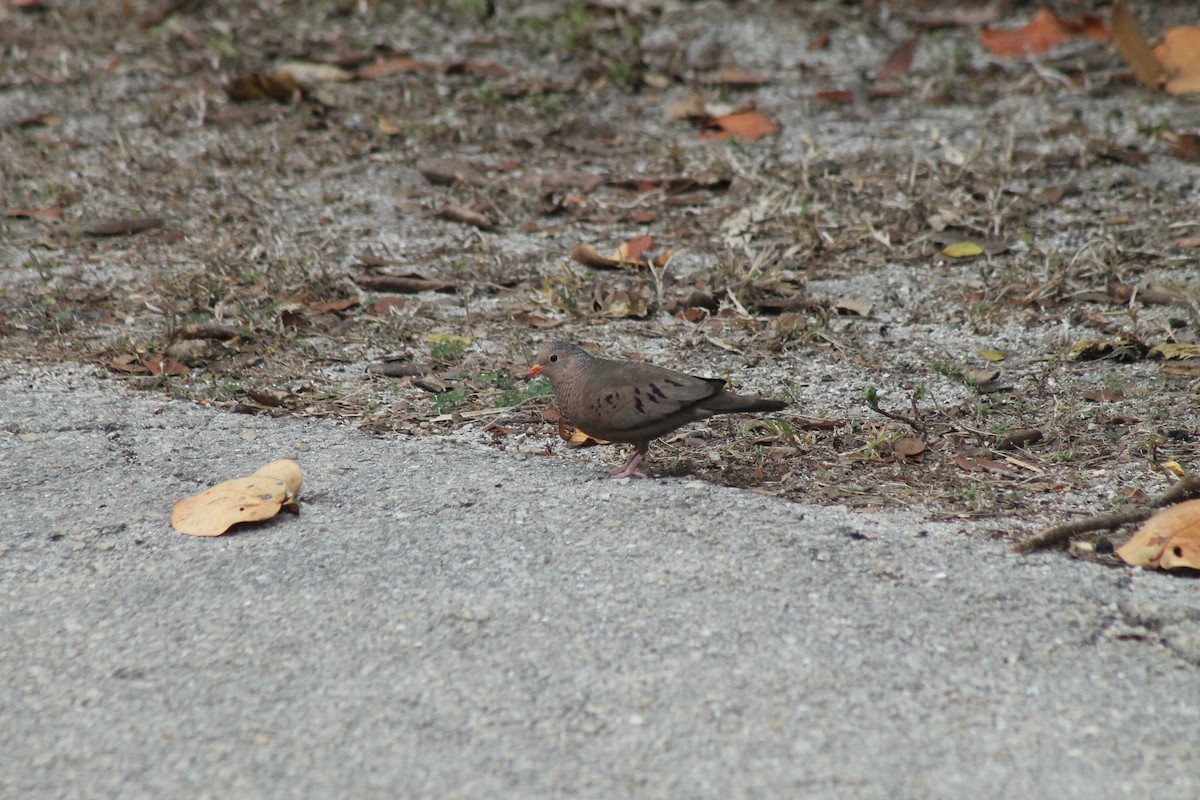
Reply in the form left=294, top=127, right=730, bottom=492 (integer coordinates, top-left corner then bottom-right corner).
left=607, top=452, right=645, bottom=479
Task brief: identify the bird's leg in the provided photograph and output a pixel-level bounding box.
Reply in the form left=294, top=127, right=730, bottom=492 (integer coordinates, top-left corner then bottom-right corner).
left=607, top=444, right=647, bottom=479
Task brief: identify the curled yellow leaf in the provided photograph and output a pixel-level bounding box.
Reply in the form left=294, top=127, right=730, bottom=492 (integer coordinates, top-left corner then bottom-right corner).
left=171, top=459, right=304, bottom=537
left=943, top=241, right=984, bottom=258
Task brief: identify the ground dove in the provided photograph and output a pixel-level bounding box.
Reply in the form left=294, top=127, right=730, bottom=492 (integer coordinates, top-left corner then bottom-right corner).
left=527, top=341, right=789, bottom=478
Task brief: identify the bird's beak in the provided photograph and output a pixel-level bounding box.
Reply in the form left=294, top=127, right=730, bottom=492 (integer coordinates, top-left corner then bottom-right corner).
left=525, top=363, right=543, bottom=381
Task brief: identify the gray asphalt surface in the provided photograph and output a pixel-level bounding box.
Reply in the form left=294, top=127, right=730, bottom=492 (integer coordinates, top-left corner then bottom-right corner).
left=2, top=362, right=1198, bottom=799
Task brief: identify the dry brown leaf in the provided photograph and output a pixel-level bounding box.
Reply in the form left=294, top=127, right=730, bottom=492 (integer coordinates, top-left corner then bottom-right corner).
left=1149, top=343, right=1200, bottom=360
left=227, top=72, right=300, bottom=102
left=377, top=118, right=404, bottom=136
left=876, top=37, right=918, bottom=82
left=980, top=8, right=1080, bottom=58
left=106, top=354, right=150, bottom=374
left=177, top=322, right=240, bottom=340
left=615, top=234, right=655, bottom=264
left=1165, top=132, right=1200, bottom=162
left=309, top=298, right=358, bottom=313
left=536, top=171, right=605, bottom=193
left=83, top=216, right=163, bottom=236
left=955, top=455, right=1022, bottom=478
left=996, top=429, right=1043, bottom=450
left=513, top=310, right=564, bottom=329
left=592, top=283, right=651, bottom=318
left=704, top=67, right=772, bottom=87
left=573, top=244, right=628, bottom=268
left=1117, top=499, right=1200, bottom=568
left=443, top=60, right=508, bottom=77
left=1110, top=0, right=1168, bottom=89
left=811, top=89, right=856, bottom=104
left=417, top=158, right=490, bottom=187
left=171, top=459, right=303, bottom=537
left=355, top=274, right=457, bottom=294
left=970, top=368, right=1001, bottom=387
left=1068, top=337, right=1147, bottom=362
left=144, top=355, right=189, bottom=377
left=437, top=205, right=498, bottom=231
left=1155, top=27, right=1200, bottom=94
left=699, top=111, right=779, bottom=142
left=895, top=437, right=925, bottom=458
left=4, top=206, right=62, bottom=221
left=833, top=297, right=873, bottom=317
left=358, top=57, right=433, bottom=80
left=571, top=235, right=660, bottom=270
left=665, top=94, right=709, bottom=121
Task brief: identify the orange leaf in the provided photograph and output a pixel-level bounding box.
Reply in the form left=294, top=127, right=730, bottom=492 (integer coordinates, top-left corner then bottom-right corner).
left=699, top=111, right=779, bottom=142
left=980, top=8, right=1078, bottom=58
left=615, top=234, right=655, bottom=264
left=572, top=237, right=658, bottom=270
left=1110, top=0, right=1168, bottom=88
left=571, top=244, right=623, bottom=270
left=171, top=460, right=303, bottom=537
left=1155, top=27, right=1200, bottom=94
left=1117, top=499, right=1200, bottom=568
left=1082, top=15, right=1109, bottom=43
left=557, top=419, right=610, bottom=448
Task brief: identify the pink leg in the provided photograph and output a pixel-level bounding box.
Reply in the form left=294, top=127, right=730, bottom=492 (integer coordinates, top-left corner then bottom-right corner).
left=607, top=450, right=644, bottom=479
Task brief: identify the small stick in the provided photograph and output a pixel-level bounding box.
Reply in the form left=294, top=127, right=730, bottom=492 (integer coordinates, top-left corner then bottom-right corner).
left=1012, top=475, right=1200, bottom=553
left=865, top=391, right=926, bottom=435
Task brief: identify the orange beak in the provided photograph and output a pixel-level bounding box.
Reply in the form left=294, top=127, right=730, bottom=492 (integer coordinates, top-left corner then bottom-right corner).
left=525, top=363, right=543, bottom=380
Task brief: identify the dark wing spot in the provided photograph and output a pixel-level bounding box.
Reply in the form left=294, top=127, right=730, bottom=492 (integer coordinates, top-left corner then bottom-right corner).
left=635, top=396, right=645, bottom=414
left=664, top=378, right=684, bottom=387
left=648, top=383, right=667, bottom=400
left=604, top=392, right=616, bottom=406
left=634, top=387, right=641, bottom=395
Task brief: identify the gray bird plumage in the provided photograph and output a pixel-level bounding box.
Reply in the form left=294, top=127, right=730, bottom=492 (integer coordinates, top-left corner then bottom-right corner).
left=527, top=341, right=788, bottom=478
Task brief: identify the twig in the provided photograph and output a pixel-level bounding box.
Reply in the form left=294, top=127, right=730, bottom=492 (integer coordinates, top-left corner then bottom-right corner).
left=1012, top=475, right=1200, bottom=553
left=865, top=390, right=926, bottom=435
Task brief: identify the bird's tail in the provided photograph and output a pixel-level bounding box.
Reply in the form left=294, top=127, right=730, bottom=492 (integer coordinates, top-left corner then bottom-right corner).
left=710, top=393, right=788, bottom=414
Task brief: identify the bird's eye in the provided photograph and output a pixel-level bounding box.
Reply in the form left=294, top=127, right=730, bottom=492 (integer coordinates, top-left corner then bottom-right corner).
left=549, top=354, right=558, bottom=363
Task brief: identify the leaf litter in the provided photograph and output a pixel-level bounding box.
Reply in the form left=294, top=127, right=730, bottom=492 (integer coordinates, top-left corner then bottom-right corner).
left=1, top=0, right=1199, bottom=558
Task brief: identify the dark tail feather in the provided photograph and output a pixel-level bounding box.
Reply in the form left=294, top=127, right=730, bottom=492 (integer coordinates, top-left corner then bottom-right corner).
left=706, top=392, right=788, bottom=414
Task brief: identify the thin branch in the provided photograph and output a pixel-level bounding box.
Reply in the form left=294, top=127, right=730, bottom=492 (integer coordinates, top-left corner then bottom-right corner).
left=1013, top=475, right=1200, bottom=553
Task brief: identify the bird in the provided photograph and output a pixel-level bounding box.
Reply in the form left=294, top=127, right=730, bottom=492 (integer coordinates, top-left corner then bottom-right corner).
left=526, top=340, right=789, bottom=478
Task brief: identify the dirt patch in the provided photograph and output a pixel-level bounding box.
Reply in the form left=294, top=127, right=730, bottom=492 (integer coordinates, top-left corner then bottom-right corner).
left=2, top=1, right=1199, bottom=549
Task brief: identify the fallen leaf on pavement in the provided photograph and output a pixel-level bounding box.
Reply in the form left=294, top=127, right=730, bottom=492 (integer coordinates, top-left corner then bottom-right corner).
left=1117, top=499, right=1200, bottom=568
left=171, top=459, right=303, bottom=537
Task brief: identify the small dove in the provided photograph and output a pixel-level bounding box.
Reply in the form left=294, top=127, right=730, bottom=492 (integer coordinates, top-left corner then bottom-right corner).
left=527, top=341, right=789, bottom=478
